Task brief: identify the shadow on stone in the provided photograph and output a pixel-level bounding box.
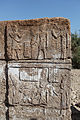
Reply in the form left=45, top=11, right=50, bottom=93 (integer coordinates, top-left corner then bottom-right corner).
left=30, top=118, right=37, bottom=120
left=71, top=105, right=80, bottom=120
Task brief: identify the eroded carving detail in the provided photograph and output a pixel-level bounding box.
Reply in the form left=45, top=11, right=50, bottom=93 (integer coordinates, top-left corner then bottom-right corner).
left=0, top=17, right=71, bottom=120
left=7, top=18, right=71, bottom=60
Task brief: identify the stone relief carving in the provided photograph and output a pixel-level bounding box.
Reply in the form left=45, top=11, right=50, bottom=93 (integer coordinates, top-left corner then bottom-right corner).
left=0, top=17, right=71, bottom=120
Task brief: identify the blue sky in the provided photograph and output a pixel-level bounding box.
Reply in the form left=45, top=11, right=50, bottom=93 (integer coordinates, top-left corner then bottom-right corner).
left=0, top=0, right=80, bottom=33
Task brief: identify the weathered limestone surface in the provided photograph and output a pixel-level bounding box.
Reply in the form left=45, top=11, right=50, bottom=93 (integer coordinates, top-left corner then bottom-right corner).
left=71, top=70, right=80, bottom=105
left=9, top=106, right=71, bottom=120
left=71, top=69, right=80, bottom=120
left=0, top=22, right=6, bottom=59
left=6, top=17, right=71, bottom=60
left=8, top=63, right=70, bottom=108
left=0, top=17, right=71, bottom=120
left=8, top=62, right=71, bottom=120
left=0, top=61, right=6, bottom=120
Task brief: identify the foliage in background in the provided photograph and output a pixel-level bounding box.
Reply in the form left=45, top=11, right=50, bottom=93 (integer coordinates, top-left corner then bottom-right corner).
left=71, top=32, right=80, bottom=69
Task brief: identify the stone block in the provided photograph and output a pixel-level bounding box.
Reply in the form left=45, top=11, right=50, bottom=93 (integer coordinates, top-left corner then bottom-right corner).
left=0, top=22, right=6, bottom=59
left=0, top=61, right=6, bottom=103
left=0, top=17, right=71, bottom=120
left=8, top=62, right=70, bottom=111
left=7, top=17, right=71, bottom=60
left=0, top=61, right=6, bottom=119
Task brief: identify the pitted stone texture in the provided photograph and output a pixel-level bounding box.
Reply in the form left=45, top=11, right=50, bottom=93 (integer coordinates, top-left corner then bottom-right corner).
left=0, top=61, right=6, bottom=119
left=9, top=106, right=45, bottom=120
left=45, top=109, right=71, bottom=120
left=71, top=69, right=80, bottom=120
left=0, top=62, right=6, bottom=103
left=71, top=69, right=80, bottom=105
left=8, top=62, right=71, bottom=120
left=7, top=17, right=71, bottom=60
left=0, top=17, right=71, bottom=120
left=0, top=22, right=6, bottom=59
left=60, top=109, right=71, bottom=120
left=9, top=106, right=71, bottom=120
left=0, top=104, right=6, bottom=120
left=8, top=67, right=48, bottom=105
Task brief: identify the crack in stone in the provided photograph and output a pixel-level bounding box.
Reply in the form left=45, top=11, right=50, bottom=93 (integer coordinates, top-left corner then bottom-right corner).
left=4, top=25, right=9, bottom=120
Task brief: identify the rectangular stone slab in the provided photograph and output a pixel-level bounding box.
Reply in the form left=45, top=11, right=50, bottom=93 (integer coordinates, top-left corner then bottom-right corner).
left=8, top=62, right=70, bottom=110
left=0, top=61, right=6, bottom=119
left=9, top=106, right=71, bottom=120
left=7, top=17, right=71, bottom=60
left=0, top=22, right=6, bottom=59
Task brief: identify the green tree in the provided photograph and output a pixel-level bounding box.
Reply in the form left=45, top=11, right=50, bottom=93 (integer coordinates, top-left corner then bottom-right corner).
left=71, top=32, right=80, bottom=69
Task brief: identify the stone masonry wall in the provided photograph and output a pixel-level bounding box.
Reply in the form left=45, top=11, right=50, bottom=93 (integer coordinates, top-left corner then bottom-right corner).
left=0, top=17, right=71, bottom=120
